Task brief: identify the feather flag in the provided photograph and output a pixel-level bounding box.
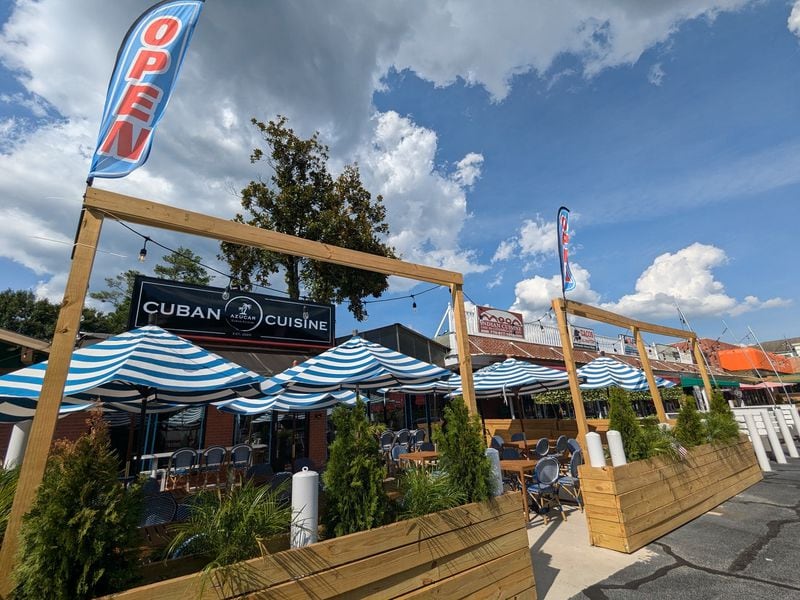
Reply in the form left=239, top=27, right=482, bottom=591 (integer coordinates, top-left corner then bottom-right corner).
left=557, top=206, right=576, bottom=293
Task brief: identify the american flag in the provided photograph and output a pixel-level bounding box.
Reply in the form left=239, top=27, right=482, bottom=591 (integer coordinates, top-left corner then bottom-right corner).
left=672, top=442, right=689, bottom=460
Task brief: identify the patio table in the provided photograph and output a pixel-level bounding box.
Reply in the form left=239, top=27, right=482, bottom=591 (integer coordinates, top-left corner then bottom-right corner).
left=499, top=458, right=539, bottom=515
left=398, top=450, right=439, bottom=467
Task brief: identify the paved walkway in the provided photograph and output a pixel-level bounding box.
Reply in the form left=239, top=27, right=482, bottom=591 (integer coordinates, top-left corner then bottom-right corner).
left=529, top=460, right=800, bottom=599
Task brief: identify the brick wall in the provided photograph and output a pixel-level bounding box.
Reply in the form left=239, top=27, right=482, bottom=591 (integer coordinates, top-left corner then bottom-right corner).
left=306, top=410, right=328, bottom=470
left=0, top=412, right=93, bottom=464
left=204, top=407, right=234, bottom=447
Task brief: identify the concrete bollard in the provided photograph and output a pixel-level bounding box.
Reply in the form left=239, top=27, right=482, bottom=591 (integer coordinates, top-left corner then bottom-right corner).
left=787, top=405, right=800, bottom=441
left=743, top=412, right=771, bottom=472
left=485, top=448, right=503, bottom=497
left=759, top=409, right=786, bottom=464
left=607, top=430, right=627, bottom=467
left=586, top=432, right=606, bottom=468
left=773, top=408, right=799, bottom=458
left=291, top=468, right=319, bottom=548
left=3, top=420, right=31, bottom=469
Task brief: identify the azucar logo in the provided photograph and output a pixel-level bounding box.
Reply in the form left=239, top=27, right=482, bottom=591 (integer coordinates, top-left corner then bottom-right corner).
left=224, top=296, right=263, bottom=332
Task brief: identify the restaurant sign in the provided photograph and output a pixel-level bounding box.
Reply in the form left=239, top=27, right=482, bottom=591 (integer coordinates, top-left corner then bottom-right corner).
left=129, top=276, right=335, bottom=348
left=476, top=306, right=525, bottom=339
left=571, top=326, right=598, bottom=350
left=619, top=334, right=638, bottom=356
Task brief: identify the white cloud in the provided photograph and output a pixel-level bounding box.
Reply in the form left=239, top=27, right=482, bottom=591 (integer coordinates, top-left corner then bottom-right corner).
left=492, top=214, right=557, bottom=268
left=487, top=270, right=504, bottom=289
left=602, top=243, right=790, bottom=318
left=789, top=1, right=800, bottom=37
left=454, top=152, right=484, bottom=187
left=510, top=262, right=600, bottom=320
left=492, top=238, right=517, bottom=263
left=648, top=63, right=665, bottom=86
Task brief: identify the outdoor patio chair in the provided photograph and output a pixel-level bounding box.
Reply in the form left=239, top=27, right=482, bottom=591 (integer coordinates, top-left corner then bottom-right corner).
left=142, top=476, right=162, bottom=496
left=390, top=444, right=406, bottom=474
left=246, top=462, right=274, bottom=486
left=140, top=491, right=177, bottom=526
left=293, top=457, right=315, bottom=472
left=166, top=447, right=198, bottom=492
left=411, top=429, right=426, bottom=451
left=553, top=435, right=569, bottom=457
left=526, top=456, right=567, bottom=524
left=379, top=430, right=395, bottom=454
left=490, top=435, right=505, bottom=452
left=418, top=441, right=435, bottom=452
left=200, top=445, right=227, bottom=487
left=558, top=449, right=583, bottom=511
left=511, top=432, right=526, bottom=442
left=229, top=443, right=253, bottom=484
left=567, top=438, right=581, bottom=455
left=501, top=446, right=522, bottom=460
left=395, top=428, right=411, bottom=450
left=532, top=437, right=550, bottom=459
left=269, top=471, right=293, bottom=504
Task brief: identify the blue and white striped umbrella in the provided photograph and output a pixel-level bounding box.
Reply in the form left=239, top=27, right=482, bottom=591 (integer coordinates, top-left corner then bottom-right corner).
left=216, top=389, right=358, bottom=415
left=578, top=356, right=676, bottom=391
left=0, top=325, right=265, bottom=421
left=259, top=336, right=452, bottom=395
left=380, top=374, right=461, bottom=395
left=450, top=358, right=570, bottom=398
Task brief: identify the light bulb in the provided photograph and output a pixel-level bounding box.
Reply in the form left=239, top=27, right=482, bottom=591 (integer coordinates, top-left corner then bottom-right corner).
left=411, top=296, right=417, bottom=312
left=221, top=287, right=230, bottom=301
left=302, top=306, right=309, bottom=320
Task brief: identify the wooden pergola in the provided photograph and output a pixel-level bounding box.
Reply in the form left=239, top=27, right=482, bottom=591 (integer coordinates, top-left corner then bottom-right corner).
left=552, top=297, right=715, bottom=443
left=0, top=188, right=478, bottom=592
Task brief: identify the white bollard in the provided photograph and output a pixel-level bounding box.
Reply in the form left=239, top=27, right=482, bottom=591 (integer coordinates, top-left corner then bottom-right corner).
left=606, top=430, right=627, bottom=467
left=787, top=405, right=800, bottom=441
left=3, top=420, right=31, bottom=468
left=485, top=448, right=503, bottom=497
left=743, top=413, right=772, bottom=472
left=773, top=408, right=799, bottom=458
left=291, top=468, right=319, bottom=548
left=759, top=409, right=786, bottom=464
left=586, top=432, right=606, bottom=468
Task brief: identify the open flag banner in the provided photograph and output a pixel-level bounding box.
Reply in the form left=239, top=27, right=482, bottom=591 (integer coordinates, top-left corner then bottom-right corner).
left=88, top=0, right=204, bottom=180
left=557, top=206, right=576, bottom=293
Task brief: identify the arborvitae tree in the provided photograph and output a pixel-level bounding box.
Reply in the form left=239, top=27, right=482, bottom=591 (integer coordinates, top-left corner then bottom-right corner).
left=13, top=413, right=142, bottom=599
left=433, top=396, right=493, bottom=504
left=674, top=395, right=707, bottom=447
left=705, top=391, right=740, bottom=444
left=322, top=398, right=388, bottom=537
left=607, top=387, right=650, bottom=461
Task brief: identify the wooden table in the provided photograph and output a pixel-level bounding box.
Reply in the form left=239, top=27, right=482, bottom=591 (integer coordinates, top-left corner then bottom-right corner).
left=499, top=458, right=539, bottom=515
left=398, top=451, right=439, bottom=466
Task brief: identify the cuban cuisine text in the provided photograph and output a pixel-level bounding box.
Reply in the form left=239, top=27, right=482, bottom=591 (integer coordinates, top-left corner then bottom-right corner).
left=142, top=301, right=328, bottom=332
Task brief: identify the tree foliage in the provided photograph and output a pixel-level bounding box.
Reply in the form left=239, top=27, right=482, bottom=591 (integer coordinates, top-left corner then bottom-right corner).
left=12, top=413, right=142, bottom=599
left=433, top=396, right=493, bottom=504
left=322, top=398, right=388, bottom=537
left=0, top=289, right=112, bottom=341
left=705, top=391, right=740, bottom=445
left=219, top=116, right=395, bottom=320
left=153, top=246, right=211, bottom=286
left=607, top=387, right=650, bottom=461
left=674, top=395, right=706, bottom=447
left=88, top=269, right=141, bottom=334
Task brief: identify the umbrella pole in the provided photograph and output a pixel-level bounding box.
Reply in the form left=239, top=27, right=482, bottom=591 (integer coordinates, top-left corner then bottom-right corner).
left=124, top=415, right=136, bottom=478
left=136, top=395, right=148, bottom=477
left=425, top=394, right=432, bottom=438
left=516, top=392, right=527, bottom=441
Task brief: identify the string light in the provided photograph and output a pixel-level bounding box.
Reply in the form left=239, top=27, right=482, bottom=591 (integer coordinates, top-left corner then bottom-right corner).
left=138, top=237, right=149, bottom=263
left=302, top=304, right=310, bottom=320
left=221, top=278, right=232, bottom=301
left=411, top=295, right=417, bottom=312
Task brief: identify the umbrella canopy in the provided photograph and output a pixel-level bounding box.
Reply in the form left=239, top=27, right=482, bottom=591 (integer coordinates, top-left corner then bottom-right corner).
left=453, top=358, right=570, bottom=398
left=578, top=356, right=676, bottom=391
left=259, top=336, right=452, bottom=395
left=0, top=325, right=265, bottom=421
left=216, top=389, right=358, bottom=415
left=380, top=374, right=462, bottom=395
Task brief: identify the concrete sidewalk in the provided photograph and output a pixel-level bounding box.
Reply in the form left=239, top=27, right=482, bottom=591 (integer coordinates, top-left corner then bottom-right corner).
left=529, top=460, right=800, bottom=599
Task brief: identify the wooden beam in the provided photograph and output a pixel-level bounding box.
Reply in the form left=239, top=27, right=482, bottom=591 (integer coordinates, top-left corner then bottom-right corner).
left=633, top=326, right=667, bottom=423
left=0, top=208, right=104, bottom=595
left=451, top=284, right=477, bottom=416
left=563, top=299, right=695, bottom=340
left=691, top=338, right=715, bottom=403
left=552, top=298, right=588, bottom=444
left=83, top=187, right=462, bottom=287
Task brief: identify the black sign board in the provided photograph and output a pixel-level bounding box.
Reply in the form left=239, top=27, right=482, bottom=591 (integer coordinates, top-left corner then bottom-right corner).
left=128, top=276, right=335, bottom=348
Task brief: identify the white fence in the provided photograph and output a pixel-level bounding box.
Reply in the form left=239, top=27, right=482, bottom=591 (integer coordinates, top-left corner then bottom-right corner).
left=733, top=404, right=800, bottom=471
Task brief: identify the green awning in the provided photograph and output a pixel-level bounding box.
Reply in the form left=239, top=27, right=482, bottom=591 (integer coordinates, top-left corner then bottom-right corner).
left=679, top=377, right=740, bottom=389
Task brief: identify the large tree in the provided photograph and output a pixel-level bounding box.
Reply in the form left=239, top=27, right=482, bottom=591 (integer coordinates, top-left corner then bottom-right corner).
left=219, top=116, right=394, bottom=320
left=153, top=246, right=211, bottom=286
left=88, top=270, right=141, bottom=334
left=0, top=290, right=112, bottom=341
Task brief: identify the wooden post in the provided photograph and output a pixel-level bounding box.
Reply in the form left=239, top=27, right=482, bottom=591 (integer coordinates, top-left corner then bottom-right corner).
left=552, top=298, right=588, bottom=445
left=632, top=326, right=667, bottom=422
left=691, top=337, right=715, bottom=403
left=0, top=208, right=104, bottom=594
left=451, top=284, right=477, bottom=416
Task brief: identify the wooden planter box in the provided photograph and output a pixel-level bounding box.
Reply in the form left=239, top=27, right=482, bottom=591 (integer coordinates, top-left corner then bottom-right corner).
left=105, top=491, right=536, bottom=599
left=579, top=437, right=762, bottom=553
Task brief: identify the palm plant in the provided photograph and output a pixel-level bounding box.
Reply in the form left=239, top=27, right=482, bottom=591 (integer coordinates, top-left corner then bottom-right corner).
left=398, top=467, right=466, bottom=519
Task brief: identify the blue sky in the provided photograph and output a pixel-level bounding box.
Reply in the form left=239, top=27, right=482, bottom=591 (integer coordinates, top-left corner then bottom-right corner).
left=0, top=0, right=798, bottom=348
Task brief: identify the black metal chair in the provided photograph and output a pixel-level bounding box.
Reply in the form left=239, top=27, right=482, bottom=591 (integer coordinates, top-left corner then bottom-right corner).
left=490, top=435, right=505, bottom=452
left=411, top=429, right=426, bottom=451
left=532, top=437, right=550, bottom=459
left=140, top=491, right=177, bottom=526
left=553, top=435, right=569, bottom=457
left=526, top=457, right=566, bottom=524
left=245, top=462, right=274, bottom=486
left=141, top=476, right=161, bottom=496
left=558, top=450, right=583, bottom=511
left=395, top=429, right=411, bottom=451
left=200, top=445, right=227, bottom=487
left=501, top=446, right=522, bottom=460
left=166, top=447, right=198, bottom=492
left=511, top=432, right=526, bottom=442
left=418, top=441, right=435, bottom=452
left=229, top=443, right=253, bottom=483
left=293, top=457, right=315, bottom=472
left=567, top=438, right=581, bottom=455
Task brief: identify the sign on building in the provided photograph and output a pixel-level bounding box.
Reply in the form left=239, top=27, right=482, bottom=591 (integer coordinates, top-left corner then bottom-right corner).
left=619, top=334, right=638, bottom=356
left=476, top=306, right=525, bottom=339
left=129, top=276, right=335, bottom=348
left=571, top=326, right=598, bottom=350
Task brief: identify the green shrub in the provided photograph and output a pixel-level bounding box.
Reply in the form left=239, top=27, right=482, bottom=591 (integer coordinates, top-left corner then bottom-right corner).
left=322, top=397, right=389, bottom=537
left=0, top=465, right=19, bottom=544
left=674, top=395, right=706, bottom=447
left=607, top=388, right=650, bottom=461
left=640, top=417, right=678, bottom=460
left=12, top=413, right=143, bottom=600
left=398, top=467, right=466, bottom=519
left=433, top=396, right=493, bottom=504
left=166, top=479, right=291, bottom=575
left=706, top=391, right=740, bottom=445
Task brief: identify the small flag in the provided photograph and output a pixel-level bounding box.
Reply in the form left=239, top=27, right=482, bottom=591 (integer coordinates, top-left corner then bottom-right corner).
left=672, top=441, right=689, bottom=460
left=557, top=206, right=576, bottom=294
left=88, top=0, right=205, bottom=181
